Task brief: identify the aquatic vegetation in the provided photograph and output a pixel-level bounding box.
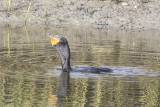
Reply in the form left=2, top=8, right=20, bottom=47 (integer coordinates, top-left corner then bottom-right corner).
left=6, top=0, right=13, bottom=12
left=25, top=2, right=31, bottom=24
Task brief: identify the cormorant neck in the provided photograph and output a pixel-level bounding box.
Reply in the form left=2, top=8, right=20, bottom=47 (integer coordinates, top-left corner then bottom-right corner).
left=55, top=42, right=71, bottom=72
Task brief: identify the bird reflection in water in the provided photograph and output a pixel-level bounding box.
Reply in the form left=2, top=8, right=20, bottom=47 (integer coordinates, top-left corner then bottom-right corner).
left=48, top=72, right=70, bottom=107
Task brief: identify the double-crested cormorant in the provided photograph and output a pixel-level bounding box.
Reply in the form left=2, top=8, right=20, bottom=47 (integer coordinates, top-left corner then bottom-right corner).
left=49, top=35, right=112, bottom=73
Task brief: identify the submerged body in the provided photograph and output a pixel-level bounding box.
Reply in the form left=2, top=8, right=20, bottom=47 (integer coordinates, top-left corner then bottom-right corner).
left=49, top=35, right=112, bottom=73
left=71, top=65, right=112, bottom=73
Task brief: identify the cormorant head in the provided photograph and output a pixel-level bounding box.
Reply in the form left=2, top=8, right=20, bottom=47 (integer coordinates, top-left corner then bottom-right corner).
left=49, top=34, right=68, bottom=46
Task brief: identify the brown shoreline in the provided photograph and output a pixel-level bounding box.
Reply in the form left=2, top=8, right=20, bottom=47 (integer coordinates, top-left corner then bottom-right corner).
left=1, top=0, right=160, bottom=29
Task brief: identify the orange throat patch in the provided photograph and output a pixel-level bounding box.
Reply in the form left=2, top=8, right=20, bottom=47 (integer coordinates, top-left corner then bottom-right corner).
left=49, top=36, right=60, bottom=46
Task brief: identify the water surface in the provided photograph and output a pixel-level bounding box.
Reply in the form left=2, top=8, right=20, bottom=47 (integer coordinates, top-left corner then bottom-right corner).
left=0, top=24, right=160, bottom=107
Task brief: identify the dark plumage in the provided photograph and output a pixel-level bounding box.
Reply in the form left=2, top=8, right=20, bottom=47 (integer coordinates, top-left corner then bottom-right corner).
left=49, top=35, right=112, bottom=73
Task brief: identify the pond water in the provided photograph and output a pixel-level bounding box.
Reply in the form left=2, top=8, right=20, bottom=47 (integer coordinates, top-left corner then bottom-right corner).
left=0, top=24, right=160, bottom=107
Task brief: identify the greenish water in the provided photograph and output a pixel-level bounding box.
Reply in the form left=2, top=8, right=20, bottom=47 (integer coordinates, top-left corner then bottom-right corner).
left=0, top=24, right=160, bottom=107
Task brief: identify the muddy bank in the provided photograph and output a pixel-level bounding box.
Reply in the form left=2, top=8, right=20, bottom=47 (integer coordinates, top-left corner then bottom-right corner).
left=1, top=0, right=160, bottom=29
